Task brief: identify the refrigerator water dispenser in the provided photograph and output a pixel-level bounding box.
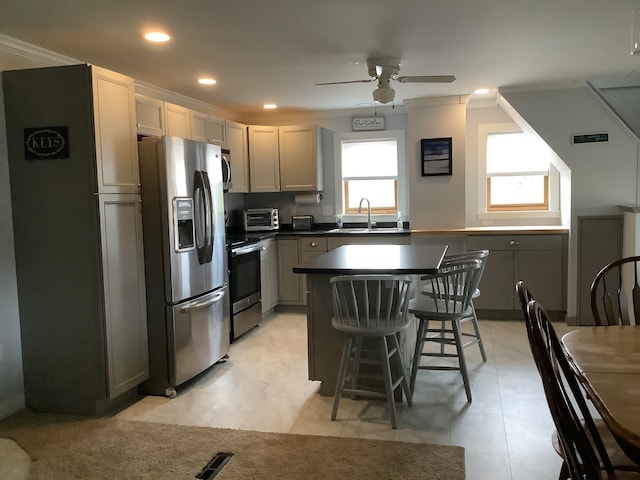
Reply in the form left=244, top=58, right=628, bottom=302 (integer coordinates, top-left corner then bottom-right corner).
left=174, top=197, right=195, bottom=252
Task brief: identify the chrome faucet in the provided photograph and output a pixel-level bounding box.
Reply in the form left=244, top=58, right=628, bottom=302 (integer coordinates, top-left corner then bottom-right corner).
left=358, top=197, right=373, bottom=229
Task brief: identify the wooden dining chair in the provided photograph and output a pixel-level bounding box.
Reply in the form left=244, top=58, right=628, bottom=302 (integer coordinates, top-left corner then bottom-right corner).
left=590, top=256, right=640, bottom=325
left=525, top=298, right=640, bottom=479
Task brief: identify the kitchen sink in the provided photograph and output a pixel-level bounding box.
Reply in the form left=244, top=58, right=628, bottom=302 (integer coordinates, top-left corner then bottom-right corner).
left=326, top=227, right=404, bottom=234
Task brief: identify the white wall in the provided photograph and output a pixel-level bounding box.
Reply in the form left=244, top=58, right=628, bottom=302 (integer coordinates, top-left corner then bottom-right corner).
left=501, top=86, right=640, bottom=321
left=407, top=98, right=467, bottom=229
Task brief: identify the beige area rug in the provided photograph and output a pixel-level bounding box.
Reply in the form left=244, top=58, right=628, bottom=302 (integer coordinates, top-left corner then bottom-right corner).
left=0, top=410, right=464, bottom=480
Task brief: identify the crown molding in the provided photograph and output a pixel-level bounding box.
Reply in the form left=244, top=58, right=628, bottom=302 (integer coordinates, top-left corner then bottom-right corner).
left=134, top=80, right=238, bottom=120
left=0, top=34, right=79, bottom=66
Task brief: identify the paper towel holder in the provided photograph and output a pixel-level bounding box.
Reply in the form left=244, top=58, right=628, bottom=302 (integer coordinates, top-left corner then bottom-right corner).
left=294, top=193, right=323, bottom=204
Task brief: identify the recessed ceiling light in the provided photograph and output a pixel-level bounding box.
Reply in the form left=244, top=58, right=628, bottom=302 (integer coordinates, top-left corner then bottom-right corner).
left=198, top=78, right=217, bottom=85
left=263, top=104, right=278, bottom=109
left=473, top=88, right=490, bottom=95
left=144, top=32, right=170, bottom=42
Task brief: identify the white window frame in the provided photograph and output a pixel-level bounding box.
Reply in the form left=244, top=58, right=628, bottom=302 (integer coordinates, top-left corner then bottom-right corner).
left=334, top=130, right=407, bottom=223
left=477, top=123, right=560, bottom=220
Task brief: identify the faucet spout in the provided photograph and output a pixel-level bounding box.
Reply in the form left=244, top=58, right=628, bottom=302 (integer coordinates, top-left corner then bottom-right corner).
left=358, top=197, right=372, bottom=229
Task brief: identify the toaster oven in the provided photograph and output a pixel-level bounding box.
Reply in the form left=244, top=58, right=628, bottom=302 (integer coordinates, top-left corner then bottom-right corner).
left=244, top=208, right=279, bottom=231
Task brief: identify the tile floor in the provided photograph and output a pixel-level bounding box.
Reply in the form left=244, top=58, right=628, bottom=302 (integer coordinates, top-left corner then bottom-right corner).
left=2, top=311, right=580, bottom=480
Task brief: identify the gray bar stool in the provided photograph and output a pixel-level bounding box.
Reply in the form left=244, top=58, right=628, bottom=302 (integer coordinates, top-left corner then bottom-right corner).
left=419, top=250, right=489, bottom=361
left=409, top=259, right=482, bottom=402
left=330, top=275, right=413, bottom=429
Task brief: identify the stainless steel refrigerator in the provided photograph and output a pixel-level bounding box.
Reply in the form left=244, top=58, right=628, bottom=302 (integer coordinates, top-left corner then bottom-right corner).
left=138, top=136, right=230, bottom=397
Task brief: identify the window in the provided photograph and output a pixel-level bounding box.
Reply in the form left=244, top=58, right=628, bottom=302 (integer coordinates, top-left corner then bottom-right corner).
left=340, top=137, right=399, bottom=214
left=334, top=129, right=406, bottom=221
left=486, top=132, right=552, bottom=211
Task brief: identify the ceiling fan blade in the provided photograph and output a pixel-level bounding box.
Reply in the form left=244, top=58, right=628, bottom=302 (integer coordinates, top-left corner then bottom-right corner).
left=395, top=75, right=456, bottom=83
left=314, top=79, right=375, bottom=85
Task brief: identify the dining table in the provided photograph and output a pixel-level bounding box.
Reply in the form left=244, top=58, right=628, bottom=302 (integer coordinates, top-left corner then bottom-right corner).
left=293, top=243, right=448, bottom=396
left=561, top=326, right=640, bottom=464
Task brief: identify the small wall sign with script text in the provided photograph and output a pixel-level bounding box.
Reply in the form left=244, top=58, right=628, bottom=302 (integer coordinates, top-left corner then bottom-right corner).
left=352, top=116, right=385, bottom=131
left=572, top=132, right=608, bottom=145
left=24, top=126, right=70, bottom=160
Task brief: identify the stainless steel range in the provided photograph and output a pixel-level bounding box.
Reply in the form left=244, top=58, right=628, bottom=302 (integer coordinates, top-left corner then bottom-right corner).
left=227, top=237, right=263, bottom=341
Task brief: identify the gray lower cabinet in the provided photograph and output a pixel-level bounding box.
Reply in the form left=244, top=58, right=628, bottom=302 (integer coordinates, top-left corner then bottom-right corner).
left=576, top=216, right=623, bottom=325
left=276, top=234, right=411, bottom=306
left=277, top=236, right=327, bottom=305
left=260, top=238, right=279, bottom=313
left=467, top=234, right=567, bottom=317
left=277, top=238, right=303, bottom=304
left=98, top=195, right=149, bottom=398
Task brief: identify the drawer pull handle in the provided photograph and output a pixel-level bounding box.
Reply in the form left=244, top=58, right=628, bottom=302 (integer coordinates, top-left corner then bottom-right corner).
left=310, top=242, right=318, bottom=247
left=508, top=240, right=520, bottom=246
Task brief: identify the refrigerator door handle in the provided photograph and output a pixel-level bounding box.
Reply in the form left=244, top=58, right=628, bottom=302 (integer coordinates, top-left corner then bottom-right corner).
left=180, top=290, right=225, bottom=313
left=193, top=171, right=213, bottom=264
left=222, top=154, right=232, bottom=188
left=193, top=171, right=206, bottom=251
left=202, top=171, right=214, bottom=263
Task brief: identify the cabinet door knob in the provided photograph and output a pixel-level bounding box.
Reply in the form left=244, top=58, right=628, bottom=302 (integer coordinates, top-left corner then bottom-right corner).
left=508, top=240, right=520, bottom=246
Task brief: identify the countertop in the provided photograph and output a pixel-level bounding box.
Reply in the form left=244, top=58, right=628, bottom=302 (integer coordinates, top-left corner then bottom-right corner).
left=411, top=226, right=569, bottom=235
left=227, top=224, right=569, bottom=240
left=293, top=244, right=448, bottom=275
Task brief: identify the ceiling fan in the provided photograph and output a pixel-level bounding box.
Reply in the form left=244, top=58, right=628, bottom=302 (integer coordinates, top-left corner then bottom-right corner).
left=315, top=56, right=455, bottom=104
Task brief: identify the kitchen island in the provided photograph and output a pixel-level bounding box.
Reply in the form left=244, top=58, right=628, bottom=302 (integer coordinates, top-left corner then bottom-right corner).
left=293, top=244, right=448, bottom=395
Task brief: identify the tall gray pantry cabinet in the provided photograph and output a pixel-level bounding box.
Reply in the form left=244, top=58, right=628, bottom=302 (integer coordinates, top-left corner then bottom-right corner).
left=3, top=64, right=149, bottom=414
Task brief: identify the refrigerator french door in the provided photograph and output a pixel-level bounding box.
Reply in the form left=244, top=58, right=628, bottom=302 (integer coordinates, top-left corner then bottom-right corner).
left=139, top=136, right=230, bottom=397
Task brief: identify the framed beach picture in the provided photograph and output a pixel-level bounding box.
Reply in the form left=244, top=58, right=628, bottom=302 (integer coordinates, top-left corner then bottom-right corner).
left=421, top=137, right=452, bottom=176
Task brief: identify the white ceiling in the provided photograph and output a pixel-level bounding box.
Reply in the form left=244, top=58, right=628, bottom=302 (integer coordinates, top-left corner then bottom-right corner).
left=1, top=0, right=640, bottom=115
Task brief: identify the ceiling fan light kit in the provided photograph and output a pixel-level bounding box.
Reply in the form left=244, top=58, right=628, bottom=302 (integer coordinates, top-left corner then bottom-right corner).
left=315, top=56, right=456, bottom=105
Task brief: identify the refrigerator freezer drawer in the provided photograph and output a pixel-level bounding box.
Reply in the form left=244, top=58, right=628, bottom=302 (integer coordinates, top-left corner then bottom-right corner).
left=169, top=287, right=230, bottom=387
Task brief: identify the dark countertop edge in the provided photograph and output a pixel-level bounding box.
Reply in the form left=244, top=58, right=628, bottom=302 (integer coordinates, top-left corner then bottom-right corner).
left=278, top=229, right=411, bottom=237
left=293, top=267, right=431, bottom=274
left=229, top=225, right=569, bottom=238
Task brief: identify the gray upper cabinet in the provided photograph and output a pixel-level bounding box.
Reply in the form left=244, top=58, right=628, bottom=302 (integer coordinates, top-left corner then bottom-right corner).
left=92, top=66, right=140, bottom=194
left=248, top=124, right=324, bottom=192
left=135, top=94, right=164, bottom=137
left=225, top=120, right=250, bottom=193
left=248, top=125, right=281, bottom=192
left=191, top=110, right=226, bottom=146
left=279, top=125, right=323, bottom=192
left=164, top=102, right=191, bottom=138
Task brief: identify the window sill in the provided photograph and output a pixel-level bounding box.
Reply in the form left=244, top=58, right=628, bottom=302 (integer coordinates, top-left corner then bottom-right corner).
left=477, top=210, right=561, bottom=221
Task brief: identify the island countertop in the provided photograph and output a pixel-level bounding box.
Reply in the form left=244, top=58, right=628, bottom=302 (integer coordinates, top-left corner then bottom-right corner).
left=293, top=244, right=449, bottom=275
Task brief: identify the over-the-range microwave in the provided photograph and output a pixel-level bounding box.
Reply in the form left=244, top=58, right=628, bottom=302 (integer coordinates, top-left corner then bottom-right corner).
left=244, top=208, right=279, bottom=231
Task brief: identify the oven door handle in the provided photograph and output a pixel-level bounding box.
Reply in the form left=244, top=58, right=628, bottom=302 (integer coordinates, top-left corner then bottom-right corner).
left=180, top=290, right=225, bottom=313
left=232, top=243, right=264, bottom=256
